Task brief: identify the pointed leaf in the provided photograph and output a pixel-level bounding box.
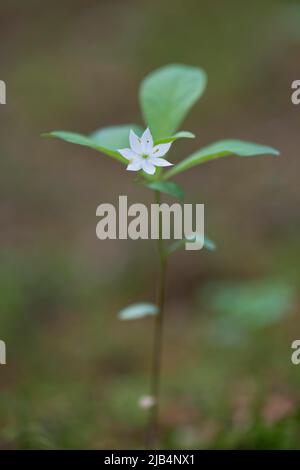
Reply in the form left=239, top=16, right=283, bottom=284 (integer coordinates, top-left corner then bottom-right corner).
left=168, top=234, right=216, bottom=255
left=155, top=131, right=195, bottom=145
left=164, top=139, right=280, bottom=179
left=90, top=124, right=143, bottom=149
left=139, top=64, right=207, bottom=140
left=145, top=181, right=184, bottom=201
left=42, top=131, right=126, bottom=163
left=118, top=302, right=159, bottom=320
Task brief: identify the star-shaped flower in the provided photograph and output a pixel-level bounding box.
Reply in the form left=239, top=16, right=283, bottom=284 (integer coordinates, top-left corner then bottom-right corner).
left=118, top=128, right=173, bottom=175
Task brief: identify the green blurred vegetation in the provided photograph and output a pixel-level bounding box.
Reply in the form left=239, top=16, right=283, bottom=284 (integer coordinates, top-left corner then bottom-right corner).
left=0, top=0, right=300, bottom=449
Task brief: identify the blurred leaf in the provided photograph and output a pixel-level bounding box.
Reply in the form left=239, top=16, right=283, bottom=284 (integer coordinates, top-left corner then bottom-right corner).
left=42, top=131, right=127, bottom=163
left=118, top=302, right=159, bottom=320
left=280, top=5, right=300, bottom=41
left=155, top=131, right=195, bottom=144
left=145, top=181, right=184, bottom=201
left=168, top=234, right=216, bottom=255
left=90, top=124, right=143, bottom=149
left=202, top=280, right=293, bottom=329
left=139, top=64, right=207, bottom=140
left=164, top=140, right=280, bottom=179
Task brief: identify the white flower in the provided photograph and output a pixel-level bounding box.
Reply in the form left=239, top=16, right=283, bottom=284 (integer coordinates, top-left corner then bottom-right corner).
left=118, top=128, right=173, bottom=175
left=138, top=395, right=156, bottom=409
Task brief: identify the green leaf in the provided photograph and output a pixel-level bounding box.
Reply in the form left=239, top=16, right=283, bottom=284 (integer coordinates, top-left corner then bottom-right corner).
left=42, top=130, right=126, bottom=164
left=90, top=124, right=143, bottom=149
left=145, top=181, right=184, bottom=201
left=202, top=280, right=293, bottom=330
left=164, top=139, right=280, bottom=179
left=155, top=131, right=195, bottom=144
left=118, top=302, right=159, bottom=320
left=139, top=64, right=207, bottom=140
left=168, top=234, right=216, bottom=255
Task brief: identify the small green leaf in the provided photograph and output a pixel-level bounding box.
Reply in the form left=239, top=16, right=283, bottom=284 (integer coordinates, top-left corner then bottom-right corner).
left=140, top=64, right=207, bottom=140
left=90, top=124, right=143, bottom=150
left=200, top=236, right=216, bottom=252
left=145, top=181, right=184, bottom=201
left=164, top=139, right=280, bottom=179
left=118, top=302, right=159, bottom=320
left=155, top=131, right=195, bottom=145
left=202, top=280, right=293, bottom=329
left=42, top=131, right=126, bottom=164
left=168, top=234, right=216, bottom=255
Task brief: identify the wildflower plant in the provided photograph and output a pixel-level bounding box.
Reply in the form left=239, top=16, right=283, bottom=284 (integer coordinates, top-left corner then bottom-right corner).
left=43, top=64, right=279, bottom=447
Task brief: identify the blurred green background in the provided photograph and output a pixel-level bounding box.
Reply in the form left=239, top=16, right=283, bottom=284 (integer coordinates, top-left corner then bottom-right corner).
left=0, top=0, right=300, bottom=449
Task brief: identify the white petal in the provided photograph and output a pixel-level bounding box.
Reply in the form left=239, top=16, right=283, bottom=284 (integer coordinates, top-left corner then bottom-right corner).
left=151, top=142, right=172, bottom=158
left=141, top=128, right=153, bottom=154
left=127, top=159, right=143, bottom=171
left=142, top=160, right=156, bottom=175
left=150, top=157, right=173, bottom=167
left=118, top=148, right=138, bottom=160
left=129, top=129, right=143, bottom=155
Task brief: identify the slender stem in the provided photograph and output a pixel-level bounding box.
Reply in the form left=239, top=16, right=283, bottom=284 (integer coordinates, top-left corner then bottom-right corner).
left=146, top=190, right=168, bottom=448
